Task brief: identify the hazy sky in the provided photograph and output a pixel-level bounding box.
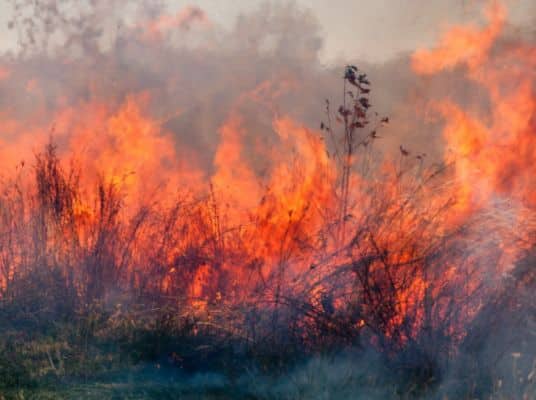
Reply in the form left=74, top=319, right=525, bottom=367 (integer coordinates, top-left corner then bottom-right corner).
left=164, top=0, right=478, bottom=62
left=0, top=0, right=534, bottom=63
left=153, top=0, right=535, bottom=63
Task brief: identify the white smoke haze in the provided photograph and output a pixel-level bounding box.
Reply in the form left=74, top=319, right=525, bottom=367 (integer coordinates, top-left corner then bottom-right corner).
left=0, top=1, right=530, bottom=166
left=1, top=0, right=531, bottom=173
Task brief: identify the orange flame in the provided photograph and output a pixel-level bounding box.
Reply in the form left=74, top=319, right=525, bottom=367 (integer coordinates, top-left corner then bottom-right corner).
left=413, top=1, right=536, bottom=213
left=144, top=6, right=209, bottom=40
left=0, top=0, right=533, bottom=350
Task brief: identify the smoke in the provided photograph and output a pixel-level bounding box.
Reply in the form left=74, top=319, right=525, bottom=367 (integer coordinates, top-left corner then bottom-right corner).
left=0, top=0, right=442, bottom=177
left=2, top=0, right=530, bottom=180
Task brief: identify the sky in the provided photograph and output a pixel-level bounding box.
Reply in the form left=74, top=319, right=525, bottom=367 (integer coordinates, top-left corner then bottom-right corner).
left=0, top=0, right=534, bottom=64
left=162, top=0, right=535, bottom=63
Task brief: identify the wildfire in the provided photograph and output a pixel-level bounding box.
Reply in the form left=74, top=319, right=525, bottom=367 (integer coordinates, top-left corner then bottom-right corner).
left=143, top=5, right=209, bottom=40
left=0, top=0, right=533, bottom=352
left=413, top=1, right=536, bottom=214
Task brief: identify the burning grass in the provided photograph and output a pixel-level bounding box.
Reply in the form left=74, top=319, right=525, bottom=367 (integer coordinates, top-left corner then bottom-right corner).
left=0, top=124, right=533, bottom=398
left=0, top=0, right=534, bottom=398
